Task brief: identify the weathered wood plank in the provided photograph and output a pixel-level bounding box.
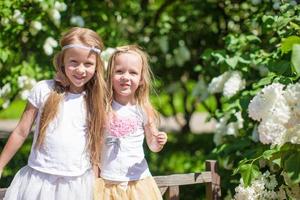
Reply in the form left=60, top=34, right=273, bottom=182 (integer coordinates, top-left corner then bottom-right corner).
left=154, top=172, right=212, bottom=187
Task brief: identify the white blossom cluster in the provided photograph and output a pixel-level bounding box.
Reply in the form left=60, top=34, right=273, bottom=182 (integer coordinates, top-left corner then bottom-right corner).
left=248, top=83, right=300, bottom=145
left=208, top=71, right=246, bottom=98
left=17, top=76, right=37, bottom=100
left=70, top=16, right=85, bottom=27
left=0, top=83, right=12, bottom=109
left=100, top=48, right=116, bottom=70
left=234, top=171, right=300, bottom=200
left=251, top=0, right=298, bottom=9
left=234, top=171, right=278, bottom=200
left=43, top=37, right=58, bottom=56
left=1, top=1, right=68, bottom=56
left=213, top=111, right=244, bottom=146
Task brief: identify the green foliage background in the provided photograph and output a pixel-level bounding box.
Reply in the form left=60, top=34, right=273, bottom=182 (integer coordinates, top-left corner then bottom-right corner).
left=1, top=0, right=300, bottom=199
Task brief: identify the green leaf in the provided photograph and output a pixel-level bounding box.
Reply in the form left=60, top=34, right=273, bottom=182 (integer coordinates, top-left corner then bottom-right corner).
left=272, top=157, right=281, bottom=167
left=291, top=44, right=300, bottom=75
left=268, top=60, right=290, bottom=74
left=262, top=149, right=278, bottom=160
left=290, top=22, right=300, bottom=31
left=239, top=164, right=261, bottom=186
left=281, top=36, right=300, bottom=54
left=283, top=153, right=300, bottom=184
left=252, top=73, right=276, bottom=89
left=225, top=56, right=239, bottom=69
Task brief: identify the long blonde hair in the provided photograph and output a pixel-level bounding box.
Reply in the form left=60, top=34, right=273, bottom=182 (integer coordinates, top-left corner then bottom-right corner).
left=106, top=45, right=159, bottom=123
left=36, top=27, right=107, bottom=165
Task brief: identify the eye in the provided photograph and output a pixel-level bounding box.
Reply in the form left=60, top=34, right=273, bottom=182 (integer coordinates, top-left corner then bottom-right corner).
left=130, top=71, right=138, bottom=75
left=115, top=69, right=123, bottom=74
left=85, top=62, right=94, bottom=67
left=69, top=60, right=78, bottom=65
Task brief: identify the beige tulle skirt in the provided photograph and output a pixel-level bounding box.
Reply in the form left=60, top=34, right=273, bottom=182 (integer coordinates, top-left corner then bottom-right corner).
left=93, top=176, right=163, bottom=200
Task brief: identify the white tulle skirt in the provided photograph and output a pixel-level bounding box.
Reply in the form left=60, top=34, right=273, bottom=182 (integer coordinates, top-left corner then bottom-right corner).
left=4, top=166, right=94, bottom=200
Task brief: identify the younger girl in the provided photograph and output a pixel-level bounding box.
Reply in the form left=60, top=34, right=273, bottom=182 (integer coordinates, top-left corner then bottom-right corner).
left=94, top=45, right=167, bottom=200
left=0, top=27, right=107, bottom=200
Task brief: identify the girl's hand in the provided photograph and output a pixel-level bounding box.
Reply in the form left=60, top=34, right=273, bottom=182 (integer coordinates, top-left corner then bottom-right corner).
left=144, top=120, right=168, bottom=152
left=153, top=131, right=168, bottom=147
left=149, top=131, right=167, bottom=152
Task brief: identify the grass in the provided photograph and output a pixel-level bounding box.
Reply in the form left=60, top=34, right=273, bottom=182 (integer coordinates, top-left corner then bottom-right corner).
left=0, top=100, right=26, bottom=119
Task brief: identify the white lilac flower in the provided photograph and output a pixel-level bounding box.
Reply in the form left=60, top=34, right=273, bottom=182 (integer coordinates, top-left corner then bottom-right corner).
left=30, top=21, right=42, bottom=35
left=292, top=103, right=300, bottom=116
left=283, top=83, right=300, bottom=106
left=2, top=100, right=10, bottom=109
left=261, top=171, right=278, bottom=191
left=290, top=1, right=297, bottom=6
left=18, top=75, right=36, bottom=89
left=1, top=18, right=9, bottom=26
left=248, top=94, right=269, bottom=121
left=285, top=124, right=300, bottom=144
left=54, top=1, right=67, bottom=12
left=213, top=111, right=243, bottom=145
left=234, top=184, right=257, bottom=200
left=48, top=8, right=61, bottom=26
left=22, top=32, right=29, bottom=43
left=101, top=47, right=116, bottom=70
left=273, top=2, right=281, bottom=10
left=234, top=171, right=279, bottom=200
left=20, top=90, right=30, bottom=100
left=18, top=76, right=36, bottom=100
left=70, top=16, right=85, bottom=27
left=223, top=71, right=245, bottom=97
left=0, top=83, right=11, bottom=97
left=12, top=10, right=25, bottom=25
left=248, top=83, right=290, bottom=124
left=43, top=37, right=58, bottom=56
left=285, top=111, right=300, bottom=129
left=208, top=71, right=231, bottom=94
left=213, top=115, right=229, bottom=145
left=234, top=178, right=264, bottom=200
left=257, top=119, right=286, bottom=145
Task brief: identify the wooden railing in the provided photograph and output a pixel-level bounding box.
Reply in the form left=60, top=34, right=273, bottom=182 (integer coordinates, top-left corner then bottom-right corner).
left=0, top=160, right=221, bottom=200
left=154, top=160, right=221, bottom=200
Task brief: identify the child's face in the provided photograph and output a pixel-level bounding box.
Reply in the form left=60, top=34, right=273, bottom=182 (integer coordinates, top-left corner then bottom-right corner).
left=63, top=47, right=97, bottom=93
left=112, top=52, right=143, bottom=104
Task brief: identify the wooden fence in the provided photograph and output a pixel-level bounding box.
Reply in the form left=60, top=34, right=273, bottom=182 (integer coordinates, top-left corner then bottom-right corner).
left=154, top=160, right=221, bottom=200
left=0, top=160, right=221, bottom=200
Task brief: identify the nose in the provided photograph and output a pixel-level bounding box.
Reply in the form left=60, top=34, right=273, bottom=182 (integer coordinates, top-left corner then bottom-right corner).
left=76, top=64, right=85, bottom=74
left=121, top=73, right=129, bottom=81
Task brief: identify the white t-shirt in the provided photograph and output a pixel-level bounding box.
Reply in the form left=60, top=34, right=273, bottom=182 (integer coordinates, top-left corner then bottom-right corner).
left=27, top=80, right=91, bottom=176
left=100, top=100, right=152, bottom=181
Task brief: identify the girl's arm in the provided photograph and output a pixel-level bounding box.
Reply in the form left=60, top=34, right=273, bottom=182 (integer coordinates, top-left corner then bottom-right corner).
left=144, top=120, right=167, bottom=153
left=0, top=102, right=38, bottom=173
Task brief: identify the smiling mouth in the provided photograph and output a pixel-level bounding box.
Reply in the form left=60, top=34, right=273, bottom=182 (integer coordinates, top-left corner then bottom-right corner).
left=74, top=76, right=85, bottom=80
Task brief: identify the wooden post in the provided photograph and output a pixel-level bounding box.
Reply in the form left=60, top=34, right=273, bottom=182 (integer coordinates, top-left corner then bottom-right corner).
left=167, top=185, right=179, bottom=200
left=205, top=160, right=221, bottom=200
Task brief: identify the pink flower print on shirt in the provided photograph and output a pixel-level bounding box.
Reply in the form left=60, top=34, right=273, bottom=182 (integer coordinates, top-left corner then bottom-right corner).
left=108, top=116, right=139, bottom=137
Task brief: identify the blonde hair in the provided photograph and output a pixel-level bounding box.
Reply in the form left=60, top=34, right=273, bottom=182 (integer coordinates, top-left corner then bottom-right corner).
left=36, top=27, right=107, bottom=165
left=106, top=45, right=159, bottom=123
